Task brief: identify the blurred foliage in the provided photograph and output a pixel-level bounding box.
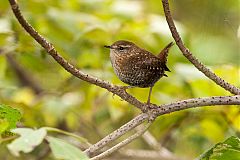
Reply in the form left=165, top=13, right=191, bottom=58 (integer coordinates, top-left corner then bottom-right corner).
left=0, top=0, right=239, bottom=159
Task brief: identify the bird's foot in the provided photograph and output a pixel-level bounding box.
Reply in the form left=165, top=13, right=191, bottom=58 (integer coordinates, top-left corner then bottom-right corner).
left=142, top=103, right=158, bottom=112
left=112, top=93, right=116, bottom=99
left=118, top=85, right=134, bottom=91
left=144, top=103, right=158, bottom=122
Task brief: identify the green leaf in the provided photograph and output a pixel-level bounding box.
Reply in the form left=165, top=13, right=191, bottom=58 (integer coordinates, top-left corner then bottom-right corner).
left=47, top=136, right=89, bottom=160
left=7, top=128, right=47, bottom=156
left=199, top=136, right=240, bottom=160
left=0, top=104, right=21, bottom=133
left=0, top=119, right=9, bottom=134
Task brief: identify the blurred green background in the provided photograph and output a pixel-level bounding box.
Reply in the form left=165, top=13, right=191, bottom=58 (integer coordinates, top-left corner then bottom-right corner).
left=0, top=0, right=239, bottom=159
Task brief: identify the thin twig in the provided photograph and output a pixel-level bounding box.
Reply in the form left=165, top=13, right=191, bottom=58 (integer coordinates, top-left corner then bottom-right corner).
left=142, top=131, right=169, bottom=151
left=141, top=130, right=162, bottom=150
left=141, top=131, right=180, bottom=159
left=161, top=0, right=240, bottom=95
left=0, top=135, right=19, bottom=143
left=8, top=0, right=144, bottom=111
left=7, top=0, right=240, bottom=159
left=120, top=149, right=184, bottom=160
left=84, top=113, right=149, bottom=156
left=90, top=122, right=152, bottom=160
left=86, top=95, right=240, bottom=158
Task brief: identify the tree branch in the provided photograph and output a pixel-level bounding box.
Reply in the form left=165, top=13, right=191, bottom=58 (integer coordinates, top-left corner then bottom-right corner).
left=7, top=0, right=240, bottom=159
left=161, top=0, right=240, bottom=95
left=119, top=149, right=183, bottom=160
left=85, top=95, right=240, bottom=158
left=8, top=0, right=144, bottom=111
left=90, top=122, right=152, bottom=160
left=141, top=131, right=181, bottom=159
left=84, top=113, right=149, bottom=156
left=154, top=95, right=240, bottom=117
left=141, top=130, right=172, bottom=154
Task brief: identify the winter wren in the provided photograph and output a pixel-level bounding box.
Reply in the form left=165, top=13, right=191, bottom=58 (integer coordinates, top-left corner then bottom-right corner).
left=104, top=40, right=173, bottom=105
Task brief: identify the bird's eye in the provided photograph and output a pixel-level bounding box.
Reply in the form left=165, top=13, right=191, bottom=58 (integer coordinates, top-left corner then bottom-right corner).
left=119, top=47, right=124, bottom=51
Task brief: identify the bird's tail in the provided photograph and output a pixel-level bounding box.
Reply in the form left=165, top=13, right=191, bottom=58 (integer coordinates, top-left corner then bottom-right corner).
left=157, top=42, right=174, bottom=72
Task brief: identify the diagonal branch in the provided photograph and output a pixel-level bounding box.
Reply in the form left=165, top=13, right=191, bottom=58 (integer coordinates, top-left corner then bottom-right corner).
left=8, top=0, right=240, bottom=159
left=141, top=130, right=173, bottom=154
left=90, top=122, right=152, bottom=160
left=8, top=0, right=144, bottom=111
left=140, top=130, right=181, bottom=159
left=85, top=95, right=240, bottom=157
left=161, top=0, right=240, bottom=95
left=84, top=113, right=149, bottom=156
left=119, top=149, right=183, bottom=160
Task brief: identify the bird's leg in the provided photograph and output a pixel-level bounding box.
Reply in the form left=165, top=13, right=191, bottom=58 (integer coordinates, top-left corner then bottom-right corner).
left=147, top=86, right=153, bottom=105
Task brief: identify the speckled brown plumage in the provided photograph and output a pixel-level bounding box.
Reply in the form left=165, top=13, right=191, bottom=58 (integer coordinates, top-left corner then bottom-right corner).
left=105, top=40, right=173, bottom=104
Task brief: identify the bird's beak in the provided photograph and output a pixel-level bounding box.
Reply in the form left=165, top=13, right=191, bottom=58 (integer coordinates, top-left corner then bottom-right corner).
left=104, top=45, right=112, bottom=49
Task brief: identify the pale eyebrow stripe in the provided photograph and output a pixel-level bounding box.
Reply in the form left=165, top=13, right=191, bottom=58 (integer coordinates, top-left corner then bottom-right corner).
left=120, top=45, right=131, bottom=48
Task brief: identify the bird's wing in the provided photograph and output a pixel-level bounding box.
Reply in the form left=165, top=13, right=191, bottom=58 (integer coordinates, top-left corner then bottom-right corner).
left=135, top=56, right=164, bottom=72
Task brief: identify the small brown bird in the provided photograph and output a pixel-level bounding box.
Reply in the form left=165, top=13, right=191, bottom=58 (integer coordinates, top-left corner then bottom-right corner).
left=104, top=40, right=173, bottom=105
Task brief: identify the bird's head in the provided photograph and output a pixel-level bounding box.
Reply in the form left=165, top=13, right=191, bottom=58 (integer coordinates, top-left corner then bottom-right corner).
left=104, top=40, right=136, bottom=55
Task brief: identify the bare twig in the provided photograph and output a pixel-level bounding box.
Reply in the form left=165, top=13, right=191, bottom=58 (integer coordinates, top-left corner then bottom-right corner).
left=8, top=0, right=144, bottom=111
left=141, top=130, right=162, bottom=150
left=86, top=95, right=240, bottom=158
left=120, top=149, right=184, bottom=160
left=84, top=113, right=149, bottom=156
left=141, top=131, right=180, bottom=159
left=7, top=0, right=240, bottom=159
left=161, top=0, right=240, bottom=95
left=90, top=122, right=152, bottom=160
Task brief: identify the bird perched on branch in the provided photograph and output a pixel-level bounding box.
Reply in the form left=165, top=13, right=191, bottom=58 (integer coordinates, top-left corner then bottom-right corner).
left=104, top=40, right=173, bottom=105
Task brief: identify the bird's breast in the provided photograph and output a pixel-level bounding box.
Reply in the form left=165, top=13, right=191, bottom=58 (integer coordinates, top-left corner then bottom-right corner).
left=110, top=51, right=127, bottom=76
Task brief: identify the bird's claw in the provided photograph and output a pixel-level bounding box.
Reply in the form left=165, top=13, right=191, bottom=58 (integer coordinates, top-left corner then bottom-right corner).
left=142, top=103, right=158, bottom=121
left=112, top=93, right=116, bottom=99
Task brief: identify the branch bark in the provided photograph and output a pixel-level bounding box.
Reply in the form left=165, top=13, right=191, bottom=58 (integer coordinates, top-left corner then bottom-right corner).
left=84, top=113, right=149, bottom=156
left=7, top=0, right=240, bottom=159
left=154, top=95, right=240, bottom=117
left=90, top=122, right=152, bottom=160
left=119, top=149, right=184, bottom=160
left=86, top=95, right=240, bottom=158
left=140, top=131, right=181, bottom=159
left=8, top=0, right=144, bottom=111
left=161, top=0, right=240, bottom=95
